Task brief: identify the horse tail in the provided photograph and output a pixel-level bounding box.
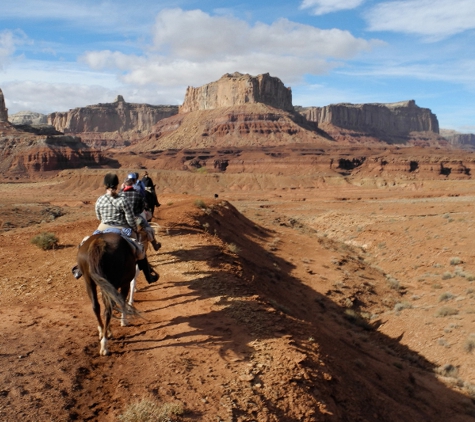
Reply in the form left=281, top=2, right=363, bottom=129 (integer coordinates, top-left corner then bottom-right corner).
left=87, top=236, right=138, bottom=318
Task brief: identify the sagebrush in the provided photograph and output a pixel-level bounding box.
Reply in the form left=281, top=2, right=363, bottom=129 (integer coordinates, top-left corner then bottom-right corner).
left=31, top=232, right=59, bottom=250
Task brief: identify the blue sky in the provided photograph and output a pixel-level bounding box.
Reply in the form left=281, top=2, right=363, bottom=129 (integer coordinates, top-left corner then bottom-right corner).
left=0, top=0, right=474, bottom=132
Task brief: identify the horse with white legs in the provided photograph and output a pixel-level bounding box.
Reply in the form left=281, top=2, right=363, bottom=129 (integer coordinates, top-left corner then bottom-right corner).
left=77, top=232, right=139, bottom=356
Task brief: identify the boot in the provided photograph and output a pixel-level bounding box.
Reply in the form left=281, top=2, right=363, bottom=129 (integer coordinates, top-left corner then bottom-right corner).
left=137, top=257, right=159, bottom=284
left=72, top=264, right=82, bottom=279
left=151, top=239, right=161, bottom=251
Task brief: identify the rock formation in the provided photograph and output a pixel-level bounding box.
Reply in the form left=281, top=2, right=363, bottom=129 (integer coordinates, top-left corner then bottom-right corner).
left=440, top=129, right=475, bottom=149
left=0, top=123, right=108, bottom=177
left=132, top=103, right=327, bottom=152
left=298, top=100, right=439, bottom=135
left=179, top=72, right=294, bottom=113
left=9, top=111, right=47, bottom=125
left=48, top=96, right=178, bottom=148
left=0, top=88, right=8, bottom=122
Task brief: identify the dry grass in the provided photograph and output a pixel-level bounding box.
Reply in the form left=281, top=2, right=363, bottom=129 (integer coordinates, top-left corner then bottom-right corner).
left=118, top=397, right=184, bottom=422
left=435, top=307, right=459, bottom=317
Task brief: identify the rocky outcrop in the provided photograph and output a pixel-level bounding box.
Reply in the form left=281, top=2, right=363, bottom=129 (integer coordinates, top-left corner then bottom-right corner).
left=440, top=130, right=475, bottom=149
left=9, top=111, right=47, bottom=125
left=298, top=100, right=439, bottom=135
left=0, top=88, right=8, bottom=122
left=0, top=123, right=109, bottom=177
left=179, top=72, right=294, bottom=113
left=132, top=103, right=327, bottom=152
left=47, top=96, right=178, bottom=148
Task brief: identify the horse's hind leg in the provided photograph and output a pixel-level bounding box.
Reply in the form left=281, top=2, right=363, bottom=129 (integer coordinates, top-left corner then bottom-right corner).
left=85, top=279, right=104, bottom=340
left=121, top=274, right=134, bottom=327
left=127, top=265, right=140, bottom=306
left=100, top=304, right=113, bottom=356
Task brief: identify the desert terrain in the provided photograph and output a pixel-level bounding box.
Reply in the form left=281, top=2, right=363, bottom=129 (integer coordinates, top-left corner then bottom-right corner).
left=1, top=167, right=475, bottom=421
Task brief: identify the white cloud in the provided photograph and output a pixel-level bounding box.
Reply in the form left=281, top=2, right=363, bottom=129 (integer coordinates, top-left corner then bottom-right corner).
left=365, top=0, right=475, bottom=40
left=300, top=0, right=365, bottom=15
left=3, top=81, right=115, bottom=114
left=152, top=9, right=376, bottom=60
left=81, top=8, right=381, bottom=90
left=0, top=29, right=29, bottom=69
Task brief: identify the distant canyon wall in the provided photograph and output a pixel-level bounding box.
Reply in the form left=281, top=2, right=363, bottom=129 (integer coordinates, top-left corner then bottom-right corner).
left=442, top=132, right=475, bottom=148
left=179, top=72, right=294, bottom=114
left=9, top=111, right=48, bottom=125
left=48, top=96, right=178, bottom=135
left=298, top=100, right=440, bottom=134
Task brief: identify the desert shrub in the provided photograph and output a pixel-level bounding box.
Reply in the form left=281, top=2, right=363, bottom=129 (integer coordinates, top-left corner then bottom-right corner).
left=464, top=335, right=475, bottom=353
left=467, top=275, right=475, bottom=281
left=227, top=242, right=241, bottom=254
left=386, top=276, right=401, bottom=291
left=394, top=302, right=413, bottom=312
left=118, top=398, right=184, bottom=422
left=439, top=292, right=455, bottom=302
left=450, top=257, right=462, bottom=265
left=435, top=307, right=459, bottom=317
left=30, top=232, right=58, bottom=250
left=436, top=364, right=458, bottom=378
left=194, top=199, right=206, bottom=209
left=343, top=309, right=372, bottom=330
left=441, top=272, right=453, bottom=280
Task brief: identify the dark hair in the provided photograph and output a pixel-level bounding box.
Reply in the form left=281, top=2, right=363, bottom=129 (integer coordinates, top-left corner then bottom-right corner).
left=104, top=173, right=119, bottom=189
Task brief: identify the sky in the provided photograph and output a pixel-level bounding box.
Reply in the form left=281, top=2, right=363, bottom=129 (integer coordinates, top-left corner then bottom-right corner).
left=0, top=0, right=474, bottom=133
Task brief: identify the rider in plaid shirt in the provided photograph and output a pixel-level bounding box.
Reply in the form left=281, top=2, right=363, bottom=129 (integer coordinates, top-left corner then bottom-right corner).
left=95, top=189, right=138, bottom=230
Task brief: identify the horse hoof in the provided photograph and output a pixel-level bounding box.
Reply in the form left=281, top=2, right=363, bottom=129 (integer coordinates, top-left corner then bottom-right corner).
left=100, top=349, right=109, bottom=356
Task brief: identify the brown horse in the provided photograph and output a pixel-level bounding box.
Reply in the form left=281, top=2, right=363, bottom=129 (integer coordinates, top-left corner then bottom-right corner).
left=77, top=232, right=139, bottom=356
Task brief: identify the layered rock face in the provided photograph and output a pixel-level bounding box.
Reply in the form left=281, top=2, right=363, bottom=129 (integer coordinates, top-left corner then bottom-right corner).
left=133, top=103, right=326, bottom=151
left=0, top=123, right=107, bottom=177
left=0, top=88, right=8, bottom=122
left=48, top=96, right=178, bottom=147
left=179, top=72, right=294, bottom=113
left=298, top=100, right=439, bottom=135
left=9, top=111, right=47, bottom=125
left=441, top=131, right=475, bottom=149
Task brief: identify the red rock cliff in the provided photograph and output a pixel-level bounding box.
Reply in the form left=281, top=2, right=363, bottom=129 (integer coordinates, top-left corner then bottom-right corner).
left=179, top=72, right=294, bottom=113
left=298, top=100, right=439, bottom=135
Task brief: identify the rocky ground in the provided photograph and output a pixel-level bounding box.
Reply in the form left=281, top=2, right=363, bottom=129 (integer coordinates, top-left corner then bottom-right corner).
left=1, top=170, right=475, bottom=421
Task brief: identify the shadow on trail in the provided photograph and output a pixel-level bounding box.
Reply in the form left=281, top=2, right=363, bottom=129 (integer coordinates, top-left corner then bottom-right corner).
left=133, top=200, right=475, bottom=421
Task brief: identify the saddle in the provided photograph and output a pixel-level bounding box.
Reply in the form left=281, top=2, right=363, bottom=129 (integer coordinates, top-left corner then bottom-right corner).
left=91, top=227, right=146, bottom=260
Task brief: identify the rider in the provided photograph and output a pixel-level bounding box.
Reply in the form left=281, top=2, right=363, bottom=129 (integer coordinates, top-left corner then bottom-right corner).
left=141, top=171, right=160, bottom=221
left=120, top=173, right=161, bottom=251
left=72, top=173, right=158, bottom=284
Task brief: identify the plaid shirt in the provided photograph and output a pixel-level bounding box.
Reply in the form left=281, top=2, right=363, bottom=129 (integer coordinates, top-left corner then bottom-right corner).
left=95, top=193, right=137, bottom=231
left=120, top=187, right=145, bottom=216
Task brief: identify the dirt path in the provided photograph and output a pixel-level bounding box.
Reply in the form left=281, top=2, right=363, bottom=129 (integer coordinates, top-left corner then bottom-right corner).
left=1, top=179, right=475, bottom=421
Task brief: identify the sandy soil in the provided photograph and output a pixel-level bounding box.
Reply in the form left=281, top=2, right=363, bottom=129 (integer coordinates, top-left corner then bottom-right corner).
left=1, top=171, right=475, bottom=421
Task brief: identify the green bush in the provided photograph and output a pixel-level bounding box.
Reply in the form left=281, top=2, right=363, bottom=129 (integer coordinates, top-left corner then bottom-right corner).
left=31, top=232, right=59, bottom=250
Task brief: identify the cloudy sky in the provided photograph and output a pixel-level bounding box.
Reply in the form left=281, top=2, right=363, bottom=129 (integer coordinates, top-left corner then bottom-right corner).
left=0, top=0, right=474, bottom=132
